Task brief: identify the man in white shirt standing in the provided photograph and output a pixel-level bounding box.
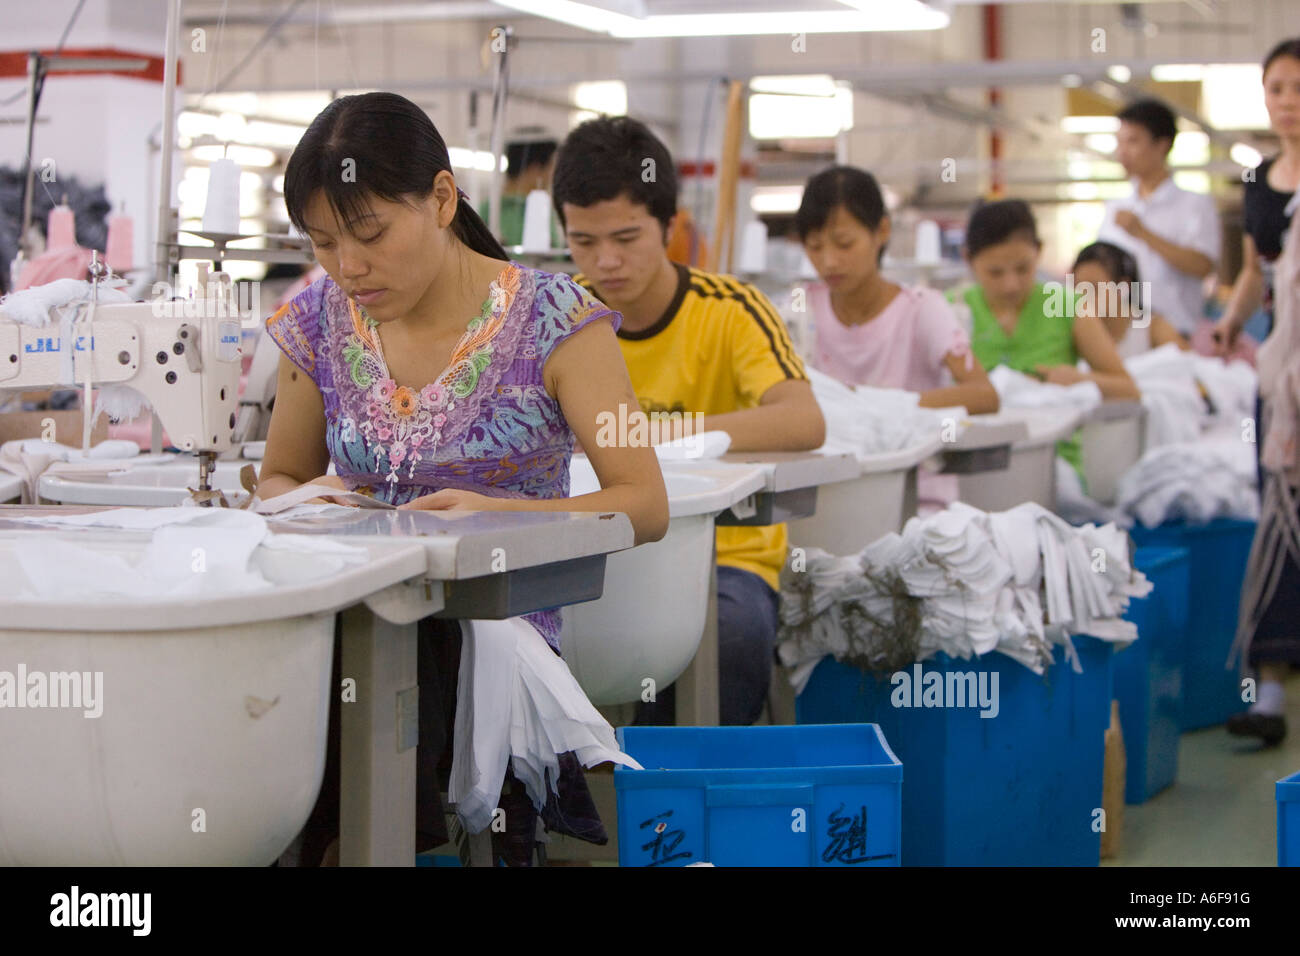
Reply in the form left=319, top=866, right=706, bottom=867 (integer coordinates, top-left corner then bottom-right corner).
left=1097, top=98, right=1221, bottom=345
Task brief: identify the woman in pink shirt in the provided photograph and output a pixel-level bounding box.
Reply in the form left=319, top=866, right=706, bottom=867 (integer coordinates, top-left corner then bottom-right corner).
left=796, top=166, right=998, bottom=413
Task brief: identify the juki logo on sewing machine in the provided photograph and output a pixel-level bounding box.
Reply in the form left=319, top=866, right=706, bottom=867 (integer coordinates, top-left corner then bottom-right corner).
left=24, top=336, right=95, bottom=354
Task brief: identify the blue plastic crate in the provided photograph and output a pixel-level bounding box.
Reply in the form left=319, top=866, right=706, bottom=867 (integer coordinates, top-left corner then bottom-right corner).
left=1280, top=770, right=1300, bottom=867
left=797, top=636, right=1113, bottom=866
left=613, top=723, right=902, bottom=867
left=1129, top=519, right=1255, bottom=731
left=1116, top=547, right=1190, bottom=804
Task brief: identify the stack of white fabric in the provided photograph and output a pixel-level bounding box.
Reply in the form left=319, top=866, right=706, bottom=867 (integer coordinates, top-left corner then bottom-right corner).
left=1122, top=344, right=1257, bottom=445
left=450, top=617, right=643, bottom=834
left=988, top=365, right=1103, bottom=414
left=777, top=501, right=1150, bottom=693
left=1110, top=347, right=1260, bottom=526
left=0, top=438, right=143, bottom=504
left=1116, top=427, right=1260, bottom=528
left=808, top=366, right=961, bottom=457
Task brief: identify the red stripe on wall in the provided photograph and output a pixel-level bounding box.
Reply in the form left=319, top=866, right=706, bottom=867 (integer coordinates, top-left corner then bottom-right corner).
left=0, top=47, right=181, bottom=85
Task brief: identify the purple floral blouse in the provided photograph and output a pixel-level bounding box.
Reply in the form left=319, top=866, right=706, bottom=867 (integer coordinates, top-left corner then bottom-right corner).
left=266, top=261, right=620, bottom=649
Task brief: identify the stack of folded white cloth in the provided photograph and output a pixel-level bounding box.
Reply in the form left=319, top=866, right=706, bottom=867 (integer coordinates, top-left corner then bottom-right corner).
left=809, top=367, right=961, bottom=458
left=777, top=501, right=1151, bottom=693
left=988, top=365, right=1103, bottom=414
left=1116, top=427, right=1260, bottom=528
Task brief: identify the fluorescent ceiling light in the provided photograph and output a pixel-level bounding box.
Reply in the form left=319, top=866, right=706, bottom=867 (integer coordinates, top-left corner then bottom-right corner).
left=751, top=187, right=803, bottom=215
left=750, top=75, right=837, bottom=97
left=192, top=144, right=278, bottom=168
left=1202, top=64, right=1269, bottom=130
left=448, top=147, right=507, bottom=172
left=490, top=0, right=948, bottom=36
left=1231, top=142, right=1262, bottom=168
left=1173, top=170, right=1210, bottom=195
left=1083, top=133, right=1117, bottom=154
left=1106, top=65, right=1131, bottom=84
left=749, top=84, right=853, bottom=139
left=573, top=80, right=627, bottom=116
left=1151, top=63, right=1205, bottom=82
left=1061, top=115, right=1120, bottom=134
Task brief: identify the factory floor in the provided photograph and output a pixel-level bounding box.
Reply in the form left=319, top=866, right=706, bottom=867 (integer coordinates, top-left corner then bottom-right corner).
left=1104, top=670, right=1300, bottom=867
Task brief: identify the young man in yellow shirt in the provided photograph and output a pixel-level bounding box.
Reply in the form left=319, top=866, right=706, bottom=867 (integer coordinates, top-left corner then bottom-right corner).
left=553, top=116, right=825, bottom=725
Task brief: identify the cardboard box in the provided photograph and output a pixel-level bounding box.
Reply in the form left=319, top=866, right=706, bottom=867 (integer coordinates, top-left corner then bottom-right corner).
left=0, top=409, right=109, bottom=447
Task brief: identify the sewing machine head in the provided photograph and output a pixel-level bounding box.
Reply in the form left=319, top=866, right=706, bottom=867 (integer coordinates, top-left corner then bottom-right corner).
left=0, top=266, right=243, bottom=463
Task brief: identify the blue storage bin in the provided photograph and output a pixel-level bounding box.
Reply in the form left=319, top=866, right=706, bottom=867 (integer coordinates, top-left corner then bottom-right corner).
left=797, top=636, right=1113, bottom=866
left=1129, top=519, right=1254, bottom=731
left=1116, top=546, right=1190, bottom=804
left=1280, top=770, right=1300, bottom=867
left=613, top=723, right=902, bottom=867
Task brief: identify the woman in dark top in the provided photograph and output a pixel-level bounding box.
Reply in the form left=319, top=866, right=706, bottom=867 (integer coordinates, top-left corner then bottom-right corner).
left=1215, top=38, right=1300, bottom=745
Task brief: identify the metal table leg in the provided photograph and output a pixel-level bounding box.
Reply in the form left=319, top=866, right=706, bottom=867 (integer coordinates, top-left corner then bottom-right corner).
left=339, top=604, right=420, bottom=866
left=677, top=538, right=720, bottom=726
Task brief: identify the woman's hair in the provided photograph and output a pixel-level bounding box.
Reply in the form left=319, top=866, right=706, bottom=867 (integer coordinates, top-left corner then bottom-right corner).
left=1263, top=38, right=1300, bottom=75
left=794, top=165, right=887, bottom=242
left=284, top=91, right=507, bottom=261
left=552, top=116, right=677, bottom=231
left=1074, top=240, right=1143, bottom=313
left=965, top=199, right=1039, bottom=259
left=1074, top=241, right=1140, bottom=285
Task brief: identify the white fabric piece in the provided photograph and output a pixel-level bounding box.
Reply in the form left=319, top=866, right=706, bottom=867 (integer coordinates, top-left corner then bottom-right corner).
left=253, top=483, right=396, bottom=513
left=8, top=508, right=368, bottom=601
left=1116, top=431, right=1259, bottom=528
left=1054, top=456, right=1131, bottom=528
left=0, top=438, right=142, bottom=504
left=653, top=429, right=732, bottom=461
left=988, top=365, right=1103, bottom=414
left=777, top=500, right=1150, bottom=693
left=448, top=617, right=642, bottom=834
left=808, top=366, right=961, bottom=458
left=0, top=279, right=132, bottom=327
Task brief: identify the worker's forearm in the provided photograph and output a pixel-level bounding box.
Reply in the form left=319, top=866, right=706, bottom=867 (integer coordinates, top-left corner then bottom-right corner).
left=1222, top=267, right=1264, bottom=330
left=1084, top=372, right=1140, bottom=401
left=254, top=472, right=305, bottom=499
left=701, top=405, right=826, bottom=452
left=1138, top=229, right=1214, bottom=278
left=921, top=384, right=999, bottom=415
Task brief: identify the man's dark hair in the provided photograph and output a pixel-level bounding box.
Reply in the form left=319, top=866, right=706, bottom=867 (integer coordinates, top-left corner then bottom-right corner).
left=1117, top=98, right=1179, bottom=154
left=505, top=139, right=558, bottom=178
left=1263, top=38, right=1300, bottom=76
left=552, top=116, right=677, bottom=232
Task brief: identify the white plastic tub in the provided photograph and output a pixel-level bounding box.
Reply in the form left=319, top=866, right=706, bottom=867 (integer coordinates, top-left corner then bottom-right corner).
left=560, top=456, right=765, bottom=706
left=0, top=528, right=429, bottom=866
left=1080, top=402, right=1146, bottom=505
left=786, top=439, right=941, bottom=554
left=958, top=408, right=1084, bottom=512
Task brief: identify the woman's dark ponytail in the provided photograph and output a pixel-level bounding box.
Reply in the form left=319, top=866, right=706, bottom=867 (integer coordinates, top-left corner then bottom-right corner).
left=451, top=194, right=509, bottom=261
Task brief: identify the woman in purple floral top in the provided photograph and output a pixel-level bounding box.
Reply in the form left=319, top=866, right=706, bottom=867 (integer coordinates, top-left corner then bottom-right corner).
left=259, top=92, right=667, bottom=865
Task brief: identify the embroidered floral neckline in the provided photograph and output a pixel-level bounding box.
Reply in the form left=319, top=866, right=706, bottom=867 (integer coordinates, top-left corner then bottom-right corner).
left=340, top=264, right=519, bottom=482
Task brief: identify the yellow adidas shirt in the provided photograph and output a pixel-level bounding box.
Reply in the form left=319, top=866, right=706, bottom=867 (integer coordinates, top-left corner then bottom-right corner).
left=576, top=264, right=808, bottom=592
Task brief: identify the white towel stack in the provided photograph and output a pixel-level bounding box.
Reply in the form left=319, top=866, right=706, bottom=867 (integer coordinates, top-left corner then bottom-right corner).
left=808, top=367, right=961, bottom=458
left=777, top=501, right=1150, bottom=693
left=1116, top=429, right=1260, bottom=528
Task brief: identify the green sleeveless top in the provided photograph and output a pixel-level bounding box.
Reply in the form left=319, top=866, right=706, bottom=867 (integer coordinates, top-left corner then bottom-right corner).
left=952, top=283, right=1085, bottom=480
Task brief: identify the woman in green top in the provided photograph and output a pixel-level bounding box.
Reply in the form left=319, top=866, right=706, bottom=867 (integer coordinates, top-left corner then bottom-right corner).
left=951, top=199, right=1139, bottom=476
left=955, top=199, right=1138, bottom=398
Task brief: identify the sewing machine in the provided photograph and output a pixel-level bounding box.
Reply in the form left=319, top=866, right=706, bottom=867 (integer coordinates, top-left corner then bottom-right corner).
left=0, top=258, right=242, bottom=497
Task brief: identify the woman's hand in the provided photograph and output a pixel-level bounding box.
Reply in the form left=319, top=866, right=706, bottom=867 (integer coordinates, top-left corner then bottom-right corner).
left=1034, top=364, right=1086, bottom=386
left=1211, top=314, right=1242, bottom=357
left=397, top=488, right=504, bottom=511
